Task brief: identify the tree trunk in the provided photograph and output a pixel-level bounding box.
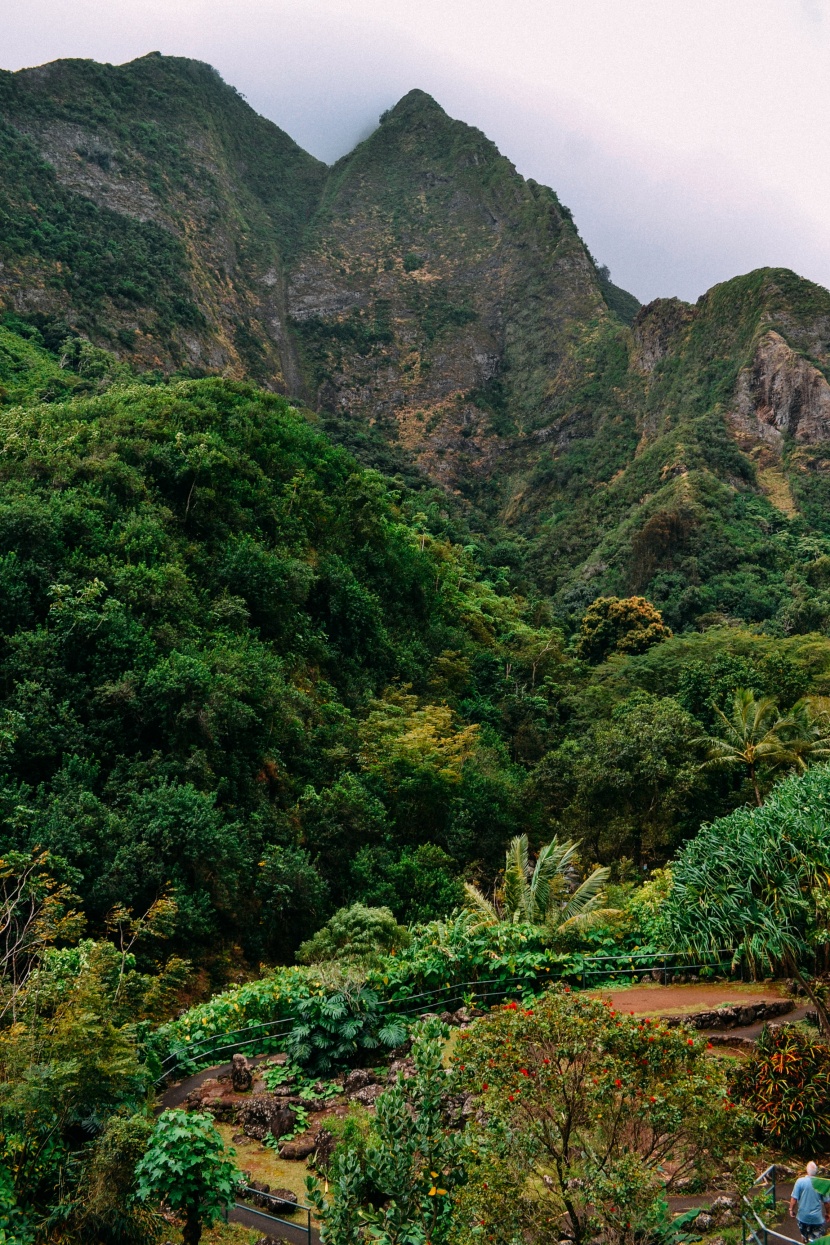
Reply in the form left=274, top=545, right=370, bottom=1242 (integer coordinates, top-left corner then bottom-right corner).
left=789, top=958, right=830, bottom=1036
left=182, top=1206, right=202, bottom=1245
left=750, top=763, right=762, bottom=806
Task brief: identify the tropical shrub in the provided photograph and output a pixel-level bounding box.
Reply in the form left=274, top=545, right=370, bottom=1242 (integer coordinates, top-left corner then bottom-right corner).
left=135, top=1110, right=239, bottom=1245
left=464, top=833, right=610, bottom=931
left=284, top=982, right=408, bottom=1076
left=308, top=1017, right=465, bottom=1245
left=732, top=1023, right=830, bottom=1153
left=453, top=988, right=745, bottom=1245
left=661, top=764, right=830, bottom=1021
left=296, top=903, right=411, bottom=965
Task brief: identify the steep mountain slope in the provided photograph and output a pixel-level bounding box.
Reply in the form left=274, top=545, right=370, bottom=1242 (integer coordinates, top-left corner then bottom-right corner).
left=288, top=89, right=627, bottom=507
left=3, top=54, right=830, bottom=635
left=0, top=53, right=325, bottom=384
left=526, top=268, right=830, bottom=628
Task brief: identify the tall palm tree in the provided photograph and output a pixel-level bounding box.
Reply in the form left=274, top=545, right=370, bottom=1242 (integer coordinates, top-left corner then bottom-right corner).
left=698, top=689, right=796, bottom=805
left=782, top=696, right=830, bottom=772
left=465, top=833, right=611, bottom=932
left=699, top=689, right=830, bottom=804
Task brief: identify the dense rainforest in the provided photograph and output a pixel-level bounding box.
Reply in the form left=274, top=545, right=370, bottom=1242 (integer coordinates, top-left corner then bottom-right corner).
left=5, top=316, right=830, bottom=974
left=2, top=50, right=830, bottom=1245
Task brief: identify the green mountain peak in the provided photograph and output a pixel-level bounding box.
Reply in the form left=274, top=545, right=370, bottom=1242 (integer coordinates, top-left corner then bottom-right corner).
left=382, top=87, right=449, bottom=121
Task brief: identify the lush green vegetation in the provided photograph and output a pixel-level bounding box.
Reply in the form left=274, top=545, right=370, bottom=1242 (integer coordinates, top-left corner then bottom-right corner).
left=0, top=364, right=570, bottom=965
left=4, top=55, right=830, bottom=1243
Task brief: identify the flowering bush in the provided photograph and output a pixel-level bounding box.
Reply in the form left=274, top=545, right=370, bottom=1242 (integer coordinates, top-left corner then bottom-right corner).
left=452, top=988, right=745, bottom=1245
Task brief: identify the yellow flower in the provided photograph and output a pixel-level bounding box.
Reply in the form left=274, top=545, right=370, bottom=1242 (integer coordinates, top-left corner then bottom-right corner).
left=428, top=1187, right=437, bottom=1196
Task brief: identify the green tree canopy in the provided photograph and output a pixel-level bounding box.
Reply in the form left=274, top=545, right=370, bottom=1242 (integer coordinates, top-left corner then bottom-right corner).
left=136, top=1110, right=239, bottom=1245
left=576, top=595, right=672, bottom=663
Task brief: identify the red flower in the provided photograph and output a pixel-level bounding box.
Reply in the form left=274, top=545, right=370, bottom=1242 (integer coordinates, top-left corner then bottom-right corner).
left=614, top=1078, right=622, bottom=1087
left=520, top=1068, right=530, bottom=1076
left=542, top=1057, right=550, bottom=1065
left=508, top=1093, right=515, bottom=1101
left=481, top=1082, right=488, bottom=1092
left=649, top=1096, right=656, bottom=1103
left=687, top=1039, right=694, bottom=1046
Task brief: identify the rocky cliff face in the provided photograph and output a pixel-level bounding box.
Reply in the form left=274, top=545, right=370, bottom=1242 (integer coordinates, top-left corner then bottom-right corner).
left=731, top=330, right=830, bottom=452
left=4, top=56, right=830, bottom=630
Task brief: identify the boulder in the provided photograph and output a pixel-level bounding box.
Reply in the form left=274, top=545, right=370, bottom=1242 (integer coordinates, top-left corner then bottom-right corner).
left=710, top=1195, right=738, bottom=1227
left=694, top=1213, right=714, bottom=1232
left=279, top=1134, right=317, bottom=1159
left=238, top=1094, right=296, bottom=1141
left=350, top=1083, right=384, bottom=1107
left=231, top=1053, right=253, bottom=1093
left=343, top=1068, right=375, bottom=1094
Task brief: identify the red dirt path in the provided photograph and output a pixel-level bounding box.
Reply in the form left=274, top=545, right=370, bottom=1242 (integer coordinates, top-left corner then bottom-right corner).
left=590, top=980, right=788, bottom=1015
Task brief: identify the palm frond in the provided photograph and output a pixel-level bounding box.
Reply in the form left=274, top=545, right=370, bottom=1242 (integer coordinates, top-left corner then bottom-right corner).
left=462, top=882, right=499, bottom=925
left=557, top=865, right=611, bottom=925
left=503, top=834, right=529, bottom=919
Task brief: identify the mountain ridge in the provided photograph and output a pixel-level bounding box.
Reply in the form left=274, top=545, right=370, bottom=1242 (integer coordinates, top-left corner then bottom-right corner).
left=3, top=54, right=830, bottom=633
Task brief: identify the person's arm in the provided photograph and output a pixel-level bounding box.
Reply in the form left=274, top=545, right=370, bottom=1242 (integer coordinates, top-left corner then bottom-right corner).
left=790, top=1197, right=798, bottom=1219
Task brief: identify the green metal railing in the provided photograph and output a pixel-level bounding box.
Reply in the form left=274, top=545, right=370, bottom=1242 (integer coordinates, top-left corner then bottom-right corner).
left=156, top=947, right=738, bottom=1084
left=230, top=1184, right=314, bottom=1245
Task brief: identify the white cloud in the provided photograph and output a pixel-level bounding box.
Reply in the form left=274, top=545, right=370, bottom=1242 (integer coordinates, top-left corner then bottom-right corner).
left=3, top=0, right=830, bottom=302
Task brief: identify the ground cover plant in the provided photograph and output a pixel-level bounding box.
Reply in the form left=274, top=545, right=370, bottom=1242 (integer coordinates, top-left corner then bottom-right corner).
left=732, top=1023, right=830, bottom=1154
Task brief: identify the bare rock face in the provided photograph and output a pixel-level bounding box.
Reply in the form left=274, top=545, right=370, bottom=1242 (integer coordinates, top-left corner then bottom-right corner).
left=632, top=297, right=697, bottom=373
left=731, top=330, right=830, bottom=451
left=231, top=1053, right=253, bottom=1093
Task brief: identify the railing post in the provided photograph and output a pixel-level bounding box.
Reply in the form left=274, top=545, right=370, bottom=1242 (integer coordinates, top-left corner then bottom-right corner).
left=771, top=1165, right=776, bottom=1212
left=308, top=1205, right=312, bottom=1245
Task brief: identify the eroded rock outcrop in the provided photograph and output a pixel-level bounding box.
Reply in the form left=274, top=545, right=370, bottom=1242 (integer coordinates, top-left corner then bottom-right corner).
left=730, top=330, right=830, bottom=451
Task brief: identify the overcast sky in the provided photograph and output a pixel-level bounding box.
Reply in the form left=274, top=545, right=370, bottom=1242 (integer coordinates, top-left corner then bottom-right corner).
left=4, top=0, right=829, bottom=304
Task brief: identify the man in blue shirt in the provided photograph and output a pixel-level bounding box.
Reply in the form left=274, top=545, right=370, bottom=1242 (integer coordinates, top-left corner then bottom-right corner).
left=790, top=1162, right=830, bottom=1242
